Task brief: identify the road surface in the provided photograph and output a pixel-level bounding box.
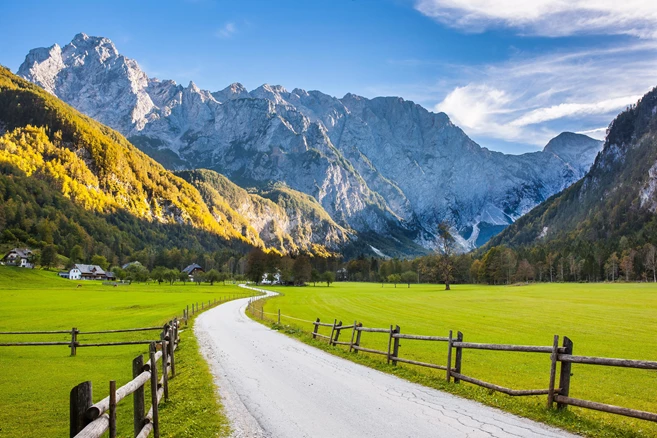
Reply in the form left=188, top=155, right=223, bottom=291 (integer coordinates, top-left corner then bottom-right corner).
left=195, top=291, right=575, bottom=438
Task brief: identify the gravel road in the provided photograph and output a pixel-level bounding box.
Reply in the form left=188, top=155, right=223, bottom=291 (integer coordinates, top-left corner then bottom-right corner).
left=195, top=291, right=576, bottom=438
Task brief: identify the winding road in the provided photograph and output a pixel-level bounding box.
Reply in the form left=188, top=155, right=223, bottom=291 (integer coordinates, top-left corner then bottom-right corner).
left=195, top=290, right=576, bottom=438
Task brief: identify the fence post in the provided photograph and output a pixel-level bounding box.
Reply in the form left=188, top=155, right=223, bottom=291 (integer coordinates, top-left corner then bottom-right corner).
left=557, top=336, right=573, bottom=410
left=547, top=334, right=559, bottom=409
left=149, top=343, right=160, bottom=438
left=354, top=323, right=363, bottom=353
left=349, top=320, right=358, bottom=352
left=186, top=305, right=189, bottom=325
left=454, top=331, right=463, bottom=384
left=168, top=324, right=176, bottom=379
left=69, top=381, right=92, bottom=437
left=132, top=355, right=145, bottom=436
left=391, top=325, right=401, bottom=365
left=161, top=332, right=170, bottom=400
left=387, top=325, right=395, bottom=364
left=278, top=309, right=281, bottom=325
left=333, top=321, right=343, bottom=346
left=446, top=330, right=453, bottom=382
left=70, top=327, right=78, bottom=357
left=313, top=318, right=320, bottom=339
left=261, top=306, right=264, bottom=320
left=329, top=319, right=337, bottom=345
left=109, top=380, right=117, bottom=438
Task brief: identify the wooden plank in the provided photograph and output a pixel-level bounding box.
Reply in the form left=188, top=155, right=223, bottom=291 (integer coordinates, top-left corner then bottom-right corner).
left=451, top=342, right=554, bottom=353
left=352, top=345, right=389, bottom=356
left=74, top=414, right=109, bottom=438
left=332, top=321, right=342, bottom=346
left=71, top=327, right=78, bottom=357
left=387, top=325, right=394, bottom=364
left=314, top=333, right=331, bottom=339
left=356, top=327, right=392, bottom=333
left=554, top=395, right=657, bottom=422
left=77, top=341, right=159, bottom=347
left=392, top=356, right=447, bottom=371
left=393, top=334, right=449, bottom=341
left=0, top=330, right=71, bottom=334
left=332, top=340, right=351, bottom=346
left=313, top=322, right=334, bottom=327
left=558, top=354, right=657, bottom=370
left=0, top=341, right=71, bottom=346
left=161, top=332, right=169, bottom=401
left=450, top=372, right=552, bottom=396
left=70, top=381, right=92, bottom=437
left=391, top=325, right=400, bottom=366
left=78, top=327, right=162, bottom=334
left=133, top=355, right=145, bottom=436
left=349, top=320, right=358, bottom=352
left=87, top=371, right=151, bottom=419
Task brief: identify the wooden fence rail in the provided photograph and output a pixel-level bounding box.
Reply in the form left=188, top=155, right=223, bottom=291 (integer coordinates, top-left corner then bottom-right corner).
left=246, top=302, right=657, bottom=426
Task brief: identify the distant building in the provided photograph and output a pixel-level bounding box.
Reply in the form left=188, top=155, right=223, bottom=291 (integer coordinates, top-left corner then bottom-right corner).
left=121, top=261, right=142, bottom=270
left=261, top=271, right=281, bottom=285
left=1, top=248, right=34, bottom=268
left=336, top=268, right=348, bottom=281
left=61, top=264, right=109, bottom=280
left=59, top=267, right=82, bottom=280
left=182, top=263, right=204, bottom=278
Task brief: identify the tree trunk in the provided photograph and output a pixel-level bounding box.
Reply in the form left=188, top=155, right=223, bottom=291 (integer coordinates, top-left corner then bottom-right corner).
left=445, top=281, right=450, bottom=291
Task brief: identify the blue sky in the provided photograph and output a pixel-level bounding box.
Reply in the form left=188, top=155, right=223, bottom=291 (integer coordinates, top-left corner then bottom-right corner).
left=2, top=0, right=657, bottom=154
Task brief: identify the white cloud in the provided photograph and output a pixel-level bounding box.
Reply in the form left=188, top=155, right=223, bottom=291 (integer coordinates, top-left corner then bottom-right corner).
left=414, top=0, right=657, bottom=38
left=434, top=42, right=657, bottom=146
left=216, top=22, right=237, bottom=39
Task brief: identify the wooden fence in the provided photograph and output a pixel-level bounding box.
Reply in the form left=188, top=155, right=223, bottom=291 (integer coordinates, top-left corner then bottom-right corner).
left=246, top=300, right=657, bottom=425
left=70, top=319, right=179, bottom=438
left=0, top=295, right=246, bottom=355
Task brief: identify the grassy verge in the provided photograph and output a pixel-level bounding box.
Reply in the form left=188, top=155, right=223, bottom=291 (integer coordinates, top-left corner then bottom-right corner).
left=246, top=283, right=657, bottom=438
left=0, top=266, right=251, bottom=437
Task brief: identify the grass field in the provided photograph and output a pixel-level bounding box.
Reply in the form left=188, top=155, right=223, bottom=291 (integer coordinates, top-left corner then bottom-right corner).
left=259, top=281, right=657, bottom=437
left=0, top=266, right=252, bottom=438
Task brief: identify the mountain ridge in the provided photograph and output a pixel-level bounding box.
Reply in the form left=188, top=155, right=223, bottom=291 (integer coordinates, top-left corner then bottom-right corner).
left=18, top=33, right=604, bottom=254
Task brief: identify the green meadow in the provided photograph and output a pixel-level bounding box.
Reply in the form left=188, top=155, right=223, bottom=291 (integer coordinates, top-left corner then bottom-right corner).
left=0, top=266, right=251, bottom=438
left=260, top=281, right=657, bottom=437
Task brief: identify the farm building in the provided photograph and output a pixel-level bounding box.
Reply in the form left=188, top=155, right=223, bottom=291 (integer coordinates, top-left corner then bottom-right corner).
left=121, top=261, right=142, bottom=269
left=63, top=264, right=110, bottom=280
left=1, top=248, right=34, bottom=268
left=261, top=271, right=282, bottom=285
left=182, top=263, right=204, bottom=277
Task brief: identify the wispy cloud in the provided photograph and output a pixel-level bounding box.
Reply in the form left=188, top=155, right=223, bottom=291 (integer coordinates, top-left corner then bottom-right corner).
left=433, top=42, right=657, bottom=146
left=414, top=0, right=657, bottom=38
left=216, top=22, right=237, bottom=39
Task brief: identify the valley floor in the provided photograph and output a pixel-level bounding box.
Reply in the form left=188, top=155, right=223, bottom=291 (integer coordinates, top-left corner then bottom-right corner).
left=196, top=292, right=574, bottom=437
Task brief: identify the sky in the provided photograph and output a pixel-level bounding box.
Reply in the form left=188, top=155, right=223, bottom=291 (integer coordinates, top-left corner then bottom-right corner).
left=1, top=0, right=657, bottom=154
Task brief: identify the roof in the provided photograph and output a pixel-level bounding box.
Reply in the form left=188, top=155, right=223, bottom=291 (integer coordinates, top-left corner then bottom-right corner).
left=121, top=261, right=142, bottom=269
left=73, top=264, right=106, bottom=275
left=182, top=263, right=204, bottom=274
left=4, top=248, right=33, bottom=259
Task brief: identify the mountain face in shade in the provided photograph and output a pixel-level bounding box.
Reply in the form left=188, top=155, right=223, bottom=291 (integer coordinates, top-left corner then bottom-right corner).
left=487, top=86, right=657, bottom=250
left=18, top=33, right=603, bottom=254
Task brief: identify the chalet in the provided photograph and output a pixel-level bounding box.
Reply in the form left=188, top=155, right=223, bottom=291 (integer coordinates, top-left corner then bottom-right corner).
left=182, top=263, right=204, bottom=278
left=58, top=267, right=82, bottom=280
left=336, top=268, right=348, bottom=281
left=1, top=248, right=34, bottom=268
left=72, top=264, right=108, bottom=280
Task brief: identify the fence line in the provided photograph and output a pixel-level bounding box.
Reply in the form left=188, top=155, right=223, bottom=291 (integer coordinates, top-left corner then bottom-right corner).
left=245, top=299, right=657, bottom=425
left=0, top=293, right=255, bottom=354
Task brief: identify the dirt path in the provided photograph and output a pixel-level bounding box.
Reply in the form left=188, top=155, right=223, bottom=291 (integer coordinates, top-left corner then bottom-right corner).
left=195, top=290, right=576, bottom=438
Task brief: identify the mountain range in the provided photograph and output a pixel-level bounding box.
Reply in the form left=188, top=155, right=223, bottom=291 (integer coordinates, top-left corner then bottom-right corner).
left=17, top=33, right=603, bottom=256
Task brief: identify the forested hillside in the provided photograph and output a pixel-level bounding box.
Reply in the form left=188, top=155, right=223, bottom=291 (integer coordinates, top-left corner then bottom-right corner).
left=0, top=66, right=258, bottom=264
left=482, top=86, right=657, bottom=282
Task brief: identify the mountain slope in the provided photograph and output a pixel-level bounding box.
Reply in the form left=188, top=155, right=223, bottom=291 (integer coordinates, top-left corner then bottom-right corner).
left=18, top=33, right=603, bottom=253
left=176, top=169, right=351, bottom=256
left=488, top=87, right=657, bottom=251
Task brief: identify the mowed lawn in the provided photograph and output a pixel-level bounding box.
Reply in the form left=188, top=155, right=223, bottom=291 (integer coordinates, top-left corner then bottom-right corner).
left=262, top=281, right=657, bottom=436
left=0, top=266, right=251, bottom=438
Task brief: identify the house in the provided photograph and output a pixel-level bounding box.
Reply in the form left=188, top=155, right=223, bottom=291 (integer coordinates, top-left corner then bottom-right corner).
left=336, top=268, right=348, bottom=281
left=1, top=248, right=34, bottom=268
left=59, top=267, right=82, bottom=280
left=70, top=264, right=108, bottom=280
left=182, top=263, right=204, bottom=278
left=261, top=271, right=282, bottom=285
